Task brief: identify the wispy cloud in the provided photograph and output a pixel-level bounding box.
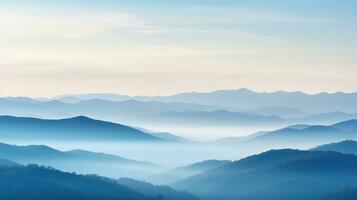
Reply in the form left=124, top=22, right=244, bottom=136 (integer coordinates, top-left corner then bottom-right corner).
left=0, top=10, right=160, bottom=39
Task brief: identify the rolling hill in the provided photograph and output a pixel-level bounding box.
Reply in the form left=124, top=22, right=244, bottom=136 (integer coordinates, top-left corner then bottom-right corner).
left=0, top=115, right=162, bottom=142
left=0, top=142, right=160, bottom=179
left=117, top=178, right=200, bottom=200
left=313, top=140, right=357, bottom=155
left=173, top=149, right=357, bottom=200
left=138, top=110, right=285, bottom=127
left=0, top=164, right=162, bottom=200
left=149, top=160, right=232, bottom=184
left=245, top=119, right=357, bottom=146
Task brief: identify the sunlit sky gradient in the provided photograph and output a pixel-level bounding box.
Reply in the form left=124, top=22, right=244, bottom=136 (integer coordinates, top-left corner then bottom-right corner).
left=0, top=0, right=356, bottom=97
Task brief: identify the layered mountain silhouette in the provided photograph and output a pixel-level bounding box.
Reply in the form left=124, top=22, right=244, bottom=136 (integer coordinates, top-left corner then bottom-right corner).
left=313, top=140, right=357, bottom=155
left=0, top=115, right=163, bottom=142
left=0, top=98, right=226, bottom=122
left=173, top=149, right=357, bottom=200
left=149, top=160, right=232, bottom=184
left=3, top=96, right=357, bottom=130
left=0, top=142, right=160, bottom=178
left=247, top=105, right=308, bottom=118
left=133, top=89, right=357, bottom=113
left=53, top=89, right=357, bottom=113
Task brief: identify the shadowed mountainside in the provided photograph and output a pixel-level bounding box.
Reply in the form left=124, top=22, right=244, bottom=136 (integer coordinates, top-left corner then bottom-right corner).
left=173, top=149, right=357, bottom=200
left=0, top=164, right=162, bottom=200
left=323, top=187, right=357, bottom=200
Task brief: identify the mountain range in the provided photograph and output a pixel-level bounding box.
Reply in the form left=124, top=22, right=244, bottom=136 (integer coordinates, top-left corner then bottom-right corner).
left=0, top=162, right=196, bottom=200
left=173, top=149, right=357, bottom=200
left=0, top=115, right=164, bottom=142
left=229, top=119, right=357, bottom=148
left=0, top=97, right=227, bottom=122
left=117, top=178, right=199, bottom=200
left=0, top=142, right=160, bottom=179
left=3, top=95, right=357, bottom=133
left=52, top=89, right=357, bottom=113
left=138, top=110, right=285, bottom=127
left=313, top=140, right=357, bottom=155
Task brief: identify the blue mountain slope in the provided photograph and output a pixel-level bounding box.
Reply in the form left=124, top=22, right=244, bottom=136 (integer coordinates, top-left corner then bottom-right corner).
left=246, top=119, right=357, bottom=145
left=0, top=142, right=160, bottom=179
left=332, top=119, right=357, bottom=132
left=0, top=164, right=161, bottom=200
left=117, top=178, right=200, bottom=200
left=0, top=142, right=155, bottom=166
left=312, top=140, right=357, bottom=155
left=139, top=110, right=285, bottom=126
left=149, top=160, right=232, bottom=184
left=324, top=187, right=357, bottom=200
left=0, top=115, right=162, bottom=141
left=173, top=149, right=357, bottom=200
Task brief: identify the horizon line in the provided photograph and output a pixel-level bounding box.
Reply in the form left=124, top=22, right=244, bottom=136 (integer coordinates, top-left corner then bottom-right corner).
left=2, top=88, right=357, bottom=99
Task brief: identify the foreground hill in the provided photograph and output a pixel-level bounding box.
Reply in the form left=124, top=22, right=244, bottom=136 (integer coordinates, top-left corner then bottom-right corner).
left=0, top=115, right=162, bottom=142
left=0, top=164, right=162, bottom=200
left=149, top=160, right=232, bottom=184
left=313, top=140, right=357, bottom=155
left=0, top=142, right=160, bottom=179
left=173, top=149, right=357, bottom=200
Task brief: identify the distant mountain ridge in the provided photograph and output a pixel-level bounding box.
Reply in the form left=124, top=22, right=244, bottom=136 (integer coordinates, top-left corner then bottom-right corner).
left=138, top=110, right=285, bottom=127
left=117, top=178, right=200, bottom=200
left=52, top=89, right=357, bottom=113
left=0, top=97, right=228, bottom=123
left=2, top=95, right=357, bottom=131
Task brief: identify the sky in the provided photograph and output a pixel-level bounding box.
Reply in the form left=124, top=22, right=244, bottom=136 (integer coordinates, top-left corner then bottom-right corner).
left=0, top=0, right=356, bottom=97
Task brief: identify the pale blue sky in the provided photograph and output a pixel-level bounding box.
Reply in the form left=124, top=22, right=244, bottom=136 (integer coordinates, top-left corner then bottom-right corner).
left=0, top=0, right=356, bottom=96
